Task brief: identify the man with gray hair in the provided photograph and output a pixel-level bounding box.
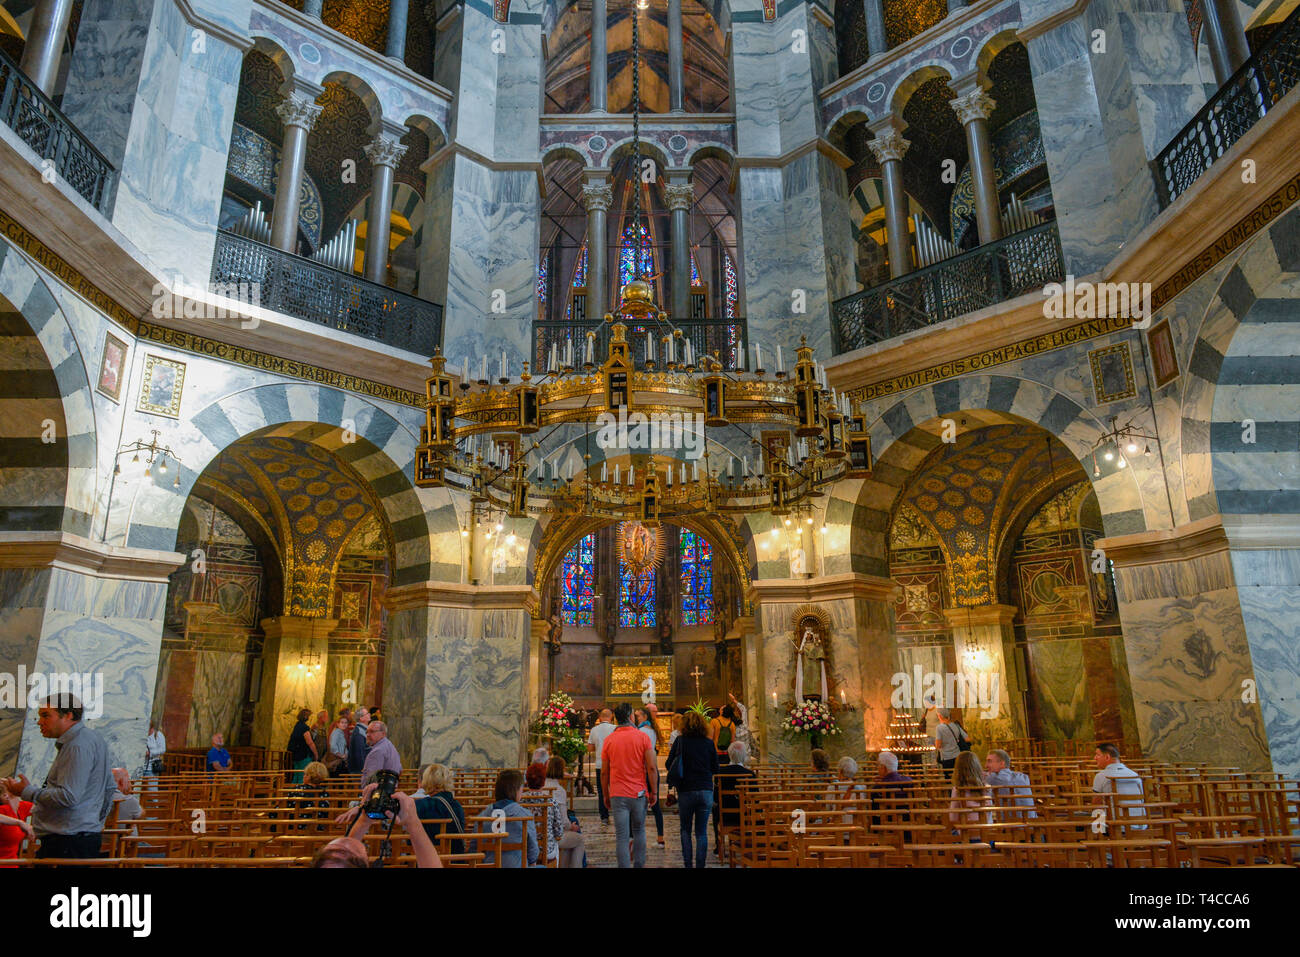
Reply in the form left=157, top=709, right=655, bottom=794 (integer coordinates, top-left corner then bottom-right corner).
left=713, top=740, right=756, bottom=855
left=984, top=750, right=1037, bottom=817
left=874, top=750, right=915, bottom=801
left=359, top=719, right=402, bottom=787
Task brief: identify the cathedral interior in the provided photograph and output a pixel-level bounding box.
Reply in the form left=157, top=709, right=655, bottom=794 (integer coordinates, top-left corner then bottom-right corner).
left=0, top=0, right=1297, bottom=793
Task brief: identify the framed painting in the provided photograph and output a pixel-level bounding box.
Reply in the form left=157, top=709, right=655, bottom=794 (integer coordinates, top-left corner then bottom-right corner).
left=137, top=354, right=186, bottom=418
left=96, top=331, right=128, bottom=402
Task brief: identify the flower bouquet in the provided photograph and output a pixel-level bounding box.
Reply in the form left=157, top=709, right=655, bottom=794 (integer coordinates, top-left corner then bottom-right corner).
left=781, top=698, right=840, bottom=748
left=530, top=691, right=588, bottom=765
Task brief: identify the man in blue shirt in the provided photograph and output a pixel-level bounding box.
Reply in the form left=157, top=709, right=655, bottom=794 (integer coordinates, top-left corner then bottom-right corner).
left=984, top=749, right=1037, bottom=818
left=206, top=733, right=232, bottom=773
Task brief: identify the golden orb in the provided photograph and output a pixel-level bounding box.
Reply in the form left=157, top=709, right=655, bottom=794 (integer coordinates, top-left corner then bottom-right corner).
left=618, top=279, right=657, bottom=317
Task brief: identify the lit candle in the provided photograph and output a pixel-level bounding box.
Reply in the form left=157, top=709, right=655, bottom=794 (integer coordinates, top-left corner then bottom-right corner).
left=840, top=688, right=847, bottom=704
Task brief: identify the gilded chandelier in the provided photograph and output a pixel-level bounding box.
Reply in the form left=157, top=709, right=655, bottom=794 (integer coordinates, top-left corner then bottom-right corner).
left=413, top=290, right=873, bottom=524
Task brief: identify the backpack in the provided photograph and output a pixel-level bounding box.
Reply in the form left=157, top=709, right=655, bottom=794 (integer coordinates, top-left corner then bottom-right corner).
left=716, top=719, right=733, bottom=752
left=952, top=723, right=971, bottom=752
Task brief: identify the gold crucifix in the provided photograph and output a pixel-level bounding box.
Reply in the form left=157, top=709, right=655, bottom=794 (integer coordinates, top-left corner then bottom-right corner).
left=689, top=665, right=704, bottom=698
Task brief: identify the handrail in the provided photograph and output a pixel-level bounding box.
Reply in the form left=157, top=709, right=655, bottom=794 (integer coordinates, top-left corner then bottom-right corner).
left=0, top=48, right=115, bottom=211
left=1153, top=5, right=1300, bottom=207
left=211, top=229, right=443, bottom=354
left=830, top=220, right=1065, bottom=354
left=533, top=316, right=748, bottom=371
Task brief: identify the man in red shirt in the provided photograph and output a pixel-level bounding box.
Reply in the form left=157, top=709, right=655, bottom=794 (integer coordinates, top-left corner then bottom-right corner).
left=600, top=702, right=657, bottom=868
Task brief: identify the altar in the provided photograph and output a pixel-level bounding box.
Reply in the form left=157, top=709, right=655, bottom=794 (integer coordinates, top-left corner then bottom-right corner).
left=606, top=655, right=675, bottom=709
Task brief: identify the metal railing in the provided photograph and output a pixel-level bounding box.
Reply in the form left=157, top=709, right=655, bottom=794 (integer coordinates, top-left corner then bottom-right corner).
left=0, top=49, right=114, bottom=211
left=1154, top=6, right=1300, bottom=207
left=831, top=220, right=1065, bottom=354
left=211, top=229, right=443, bottom=354
left=533, top=316, right=748, bottom=371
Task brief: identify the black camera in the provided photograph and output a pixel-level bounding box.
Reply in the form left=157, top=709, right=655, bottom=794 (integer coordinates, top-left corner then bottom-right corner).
left=363, top=769, right=400, bottom=820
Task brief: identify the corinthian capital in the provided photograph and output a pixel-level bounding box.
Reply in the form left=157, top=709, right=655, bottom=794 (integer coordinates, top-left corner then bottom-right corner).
left=949, top=89, right=996, bottom=125
left=363, top=134, right=409, bottom=169
left=582, top=182, right=613, bottom=212
left=275, top=93, right=323, bottom=131
left=867, top=129, right=910, bottom=165
left=664, top=183, right=694, bottom=212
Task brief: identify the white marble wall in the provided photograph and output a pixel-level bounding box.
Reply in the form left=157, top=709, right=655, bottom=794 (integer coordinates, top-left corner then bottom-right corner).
left=62, top=0, right=246, bottom=284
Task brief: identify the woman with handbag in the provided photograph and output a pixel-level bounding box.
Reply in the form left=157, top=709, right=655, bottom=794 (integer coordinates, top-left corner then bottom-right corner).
left=665, top=709, right=720, bottom=868
left=413, top=764, right=467, bottom=854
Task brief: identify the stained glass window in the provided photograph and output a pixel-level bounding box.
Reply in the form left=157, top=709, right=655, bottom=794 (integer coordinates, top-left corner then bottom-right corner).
left=690, top=252, right=700, bottom=286
left=679, top=530, right=714, bottom=626
left=618, top=219, right=655, bottom=287
left=724, top=253, right=738, bottom=319
left=560, top=533, right=595, bottom=626
left=566, top=243, right=588, bottom=321
left=618, top=554, right=656, bottom=627
left=537, top=255, right=548, bottom=303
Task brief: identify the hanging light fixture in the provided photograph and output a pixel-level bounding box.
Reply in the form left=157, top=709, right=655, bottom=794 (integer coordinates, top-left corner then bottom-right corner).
left=411, top=2, right=861, bottom=523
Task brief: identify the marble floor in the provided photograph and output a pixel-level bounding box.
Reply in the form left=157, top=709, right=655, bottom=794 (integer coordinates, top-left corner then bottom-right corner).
left=571, top=793, right=725, bottom=868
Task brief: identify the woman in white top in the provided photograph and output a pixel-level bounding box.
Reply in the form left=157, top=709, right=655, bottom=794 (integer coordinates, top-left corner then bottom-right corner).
left=947, top=752, right=993, bottom=827
left=823, top=756, right=868, bottom=833
left=728, top=693, right=760, bottom=762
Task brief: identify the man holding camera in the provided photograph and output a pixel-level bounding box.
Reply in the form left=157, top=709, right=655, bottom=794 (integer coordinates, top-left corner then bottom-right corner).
left=359, top=720, right=401, bottom=786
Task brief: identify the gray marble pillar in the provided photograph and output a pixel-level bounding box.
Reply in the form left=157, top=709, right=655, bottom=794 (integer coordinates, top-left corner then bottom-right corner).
left=386, top=0, right=410, bottom=61
left=665, top=173, right=693, bottom=319
left=591, top=0, right=608, bottom=111
left=303, top=0, right=323, bottom=18
left=668, top=0, right=685, bottom=112
left=582, top=174, right=613, bottom=321
left=949, top=83, right=1002, bottom=244
left=1202, top=0, right=1251, bottom=85
left=19, top=0, right=75, bottom=95
left=946, top=0, right=965, bottom=15
left=867, top=118, right=913, bottom=278
left=363, top=130, right=408, bottom=284
left=864, top=0, right=888, bottom=58
left=270, top=90, right=323, bottom=254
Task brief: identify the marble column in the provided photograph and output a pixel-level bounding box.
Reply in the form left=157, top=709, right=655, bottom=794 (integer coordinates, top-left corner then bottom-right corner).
left=949, top=80, right=1003, bottom=244
left=0, top=533, right=183, bottom=779
left=941, top=604, right=1025, bottom=749
left=748, top=574, right=899, bottom=763
left=1202, top=0, right=1251, bottom=85
left=864, top=0, right=888, bottom=57
left=591, top=0, right=608, bottom=111
left=667, top=0, right=684, bottom=112
left=386, top=0, right=410, bottom=60
left=302, top=0, right=323, bottom=18
left=19, top=0, right=75, bottom=95
left=664, top=171, right=694, bottom=320
left=946, top=0, right=965, bottom=15
left=251, top=616, right=337, bottom=751
left=1097, top=518, right=1273, bottom=772
left=384, top=582, right=536, bottom=768
left=867, top=116, right=914, bottom=278
left=363, top=128, right=408, bottom=284
left=582, top=173, right=613, bottom=322
left=1021, top=0, right=1204, bottom=274
left=731, top=2, right=854, bottom=356
left=270, top=87, right=324, bottom=254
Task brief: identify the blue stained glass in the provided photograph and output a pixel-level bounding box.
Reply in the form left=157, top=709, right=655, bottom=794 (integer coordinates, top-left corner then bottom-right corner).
left=724, top=252, right=740, bottom=365
left=618, top=219, right=655, bottom=287
left=561, top=533, right=595, bottom=626
left=690, top=252, right=700, bottom=286
left=618, top=553, right=656, bottom=627
left=537, top=256, right=548, bottom=303
left=679, top=530, right=713, bottom=626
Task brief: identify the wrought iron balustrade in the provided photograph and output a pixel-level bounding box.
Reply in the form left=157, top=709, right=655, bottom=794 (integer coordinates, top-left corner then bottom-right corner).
left=1154, top=6, right=1300, bottom=207
left=533, top=316, right=748, bottom=371
left=211, top=229, right=443, bottom=354
left=0, top=49, right=114, bottom=211
left=831, top=220, right=1064, bottom=354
